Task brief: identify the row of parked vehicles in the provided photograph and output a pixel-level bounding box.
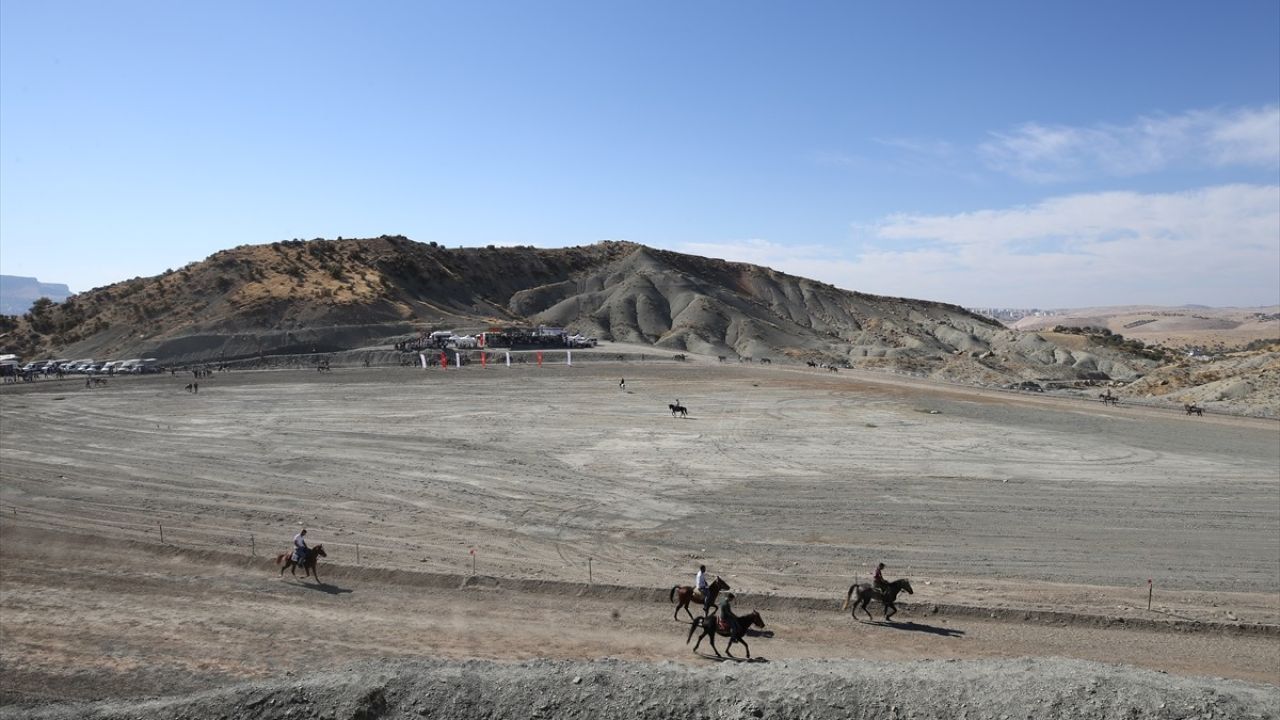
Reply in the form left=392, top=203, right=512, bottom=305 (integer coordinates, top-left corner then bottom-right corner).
left=19, top=358, right=162, bottom=375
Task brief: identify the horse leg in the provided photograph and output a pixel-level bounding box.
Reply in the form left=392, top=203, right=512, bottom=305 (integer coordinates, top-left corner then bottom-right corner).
left=884, top=601, right=896, bottom=622
left=859, top=597, right=875, bottom=622
left=738, top=635, right=750, bottom=659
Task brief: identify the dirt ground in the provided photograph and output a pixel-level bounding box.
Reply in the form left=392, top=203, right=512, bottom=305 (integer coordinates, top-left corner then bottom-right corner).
left=1, top=351, right=1277, bottom=713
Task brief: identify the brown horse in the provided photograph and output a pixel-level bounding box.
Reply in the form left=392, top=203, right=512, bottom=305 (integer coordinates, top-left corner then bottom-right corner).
left=843, top=578, right=913, bottom=621
left=687, top=610, right=765, bottom=659
left=277, top=544, right=327, bottom=582
left=669, top=576, right=729, bottom=620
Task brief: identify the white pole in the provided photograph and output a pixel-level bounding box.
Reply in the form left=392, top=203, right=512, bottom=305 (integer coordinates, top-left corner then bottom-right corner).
left=567, top=350, right=572, bottom=366
left=506, top=352, right=511, bottom=367
left=419, top=353, right=427, bottom=369
left=455, top=352, right=461, bottom=368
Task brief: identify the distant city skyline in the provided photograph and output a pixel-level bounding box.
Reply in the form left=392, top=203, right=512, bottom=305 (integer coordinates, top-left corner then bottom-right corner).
left=2, top=2, right=1277, bottom=307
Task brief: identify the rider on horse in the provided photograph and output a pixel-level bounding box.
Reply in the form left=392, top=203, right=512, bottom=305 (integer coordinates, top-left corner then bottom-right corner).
left=293, top=528, right=309, bottom=565
left=695, top=564, right=713, bottom=614
left=717, top=592, right=742, bottom=636
left=873, top=562, right=889, bottom=594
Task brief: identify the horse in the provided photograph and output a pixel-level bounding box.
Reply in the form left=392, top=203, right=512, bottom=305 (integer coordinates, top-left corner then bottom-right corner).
left=843, top=578, right=914, bottom=621
left=669, top=403, right=688, bottom=418
left=1184, top=404, right=1204, bottom=416
left=1099, top=392, right=1119, bottom=406
left=687, top=610, right=766, bottom=659
left=806, top=360, right=817, bottom=368
left=277, top=544, right=327, bottom=582
left=759, top=358, right=771, bottom=365
left=669, top=576, right=730, bottom=620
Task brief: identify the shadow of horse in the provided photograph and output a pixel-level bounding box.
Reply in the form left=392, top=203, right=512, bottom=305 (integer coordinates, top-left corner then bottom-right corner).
left=870, top=620, right=964, bottom=637
left=687, top=610, right=766, bottom=659
left=285, top=580, right=353, bottom=596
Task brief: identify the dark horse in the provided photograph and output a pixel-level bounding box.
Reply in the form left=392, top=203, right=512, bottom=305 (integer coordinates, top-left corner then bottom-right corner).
left=669, top=576, right=730, bottom=620
left=687, top=610, right=766, bottom=659
left=843, top=578, right=914, bottom=621
left=669, top=403, right=688, bottom=418
left=277, top=544, right=327, bottom=582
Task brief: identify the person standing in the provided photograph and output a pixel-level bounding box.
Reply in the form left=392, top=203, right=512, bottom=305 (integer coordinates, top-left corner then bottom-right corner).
left=619, top=378, right=626, bottom=391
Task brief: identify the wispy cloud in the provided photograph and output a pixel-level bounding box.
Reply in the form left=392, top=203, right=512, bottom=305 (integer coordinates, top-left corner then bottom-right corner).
left=978, top=105, right=1280, bottom=182
left=670, top=184, right=1280, bottom=307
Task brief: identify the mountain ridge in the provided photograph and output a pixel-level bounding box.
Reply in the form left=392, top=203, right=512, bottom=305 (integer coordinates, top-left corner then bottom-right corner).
left=0, top=237, right=1159, bottom=386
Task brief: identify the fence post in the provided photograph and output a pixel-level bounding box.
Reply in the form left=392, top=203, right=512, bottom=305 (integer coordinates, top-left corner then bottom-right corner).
left=250, top=534, right=255, bottom=556
left=356, top=544, right=361, bottom=565
left=159, top=523, right=164, bottom=544
left=588, top=557, right=593, bottom=585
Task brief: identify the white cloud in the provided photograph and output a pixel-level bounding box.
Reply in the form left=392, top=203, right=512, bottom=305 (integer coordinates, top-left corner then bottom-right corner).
left=979, top=105, right=1280, bottom=182
left=670, top=185, right=1280, bottom=308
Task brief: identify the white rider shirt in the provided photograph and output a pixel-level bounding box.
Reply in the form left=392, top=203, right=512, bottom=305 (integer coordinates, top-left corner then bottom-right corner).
left=695, top=570, right=708, bottom=592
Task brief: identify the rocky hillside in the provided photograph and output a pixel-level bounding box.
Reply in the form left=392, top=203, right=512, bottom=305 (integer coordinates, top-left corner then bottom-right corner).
left=1, top=237, right=1157, bottom=384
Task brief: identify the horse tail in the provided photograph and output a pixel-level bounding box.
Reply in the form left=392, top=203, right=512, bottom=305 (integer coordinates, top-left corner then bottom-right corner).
left=276, top=552, right=287, bottom=566
left=669, top=586, right=678, bottom=603
left=841, top=584, right=856, bottom=611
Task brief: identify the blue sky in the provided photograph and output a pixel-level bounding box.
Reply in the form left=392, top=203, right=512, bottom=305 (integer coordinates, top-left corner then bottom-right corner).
left=2, top=1, right=1277, bottom=308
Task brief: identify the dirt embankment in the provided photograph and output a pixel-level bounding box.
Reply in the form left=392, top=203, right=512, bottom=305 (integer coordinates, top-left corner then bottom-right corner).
left=6, top=657, right=1277, bottom=720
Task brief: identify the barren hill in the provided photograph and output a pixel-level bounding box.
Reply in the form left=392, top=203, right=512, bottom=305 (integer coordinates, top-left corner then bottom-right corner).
left=2, top=237, right=1160, bottom=385
left=1011, top=305, right=1280, bottom=350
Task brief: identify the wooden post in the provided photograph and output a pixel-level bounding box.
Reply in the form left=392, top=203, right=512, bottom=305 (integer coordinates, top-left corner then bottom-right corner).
left=356, top=544, right=361, bottom=565
left=250, top=534, right=255, bottom=556
left=588, top=557, right=593, bottom=585
left=1147, top=579, right=1153, bottom=610
left=159, top=523, right=164, bottom=544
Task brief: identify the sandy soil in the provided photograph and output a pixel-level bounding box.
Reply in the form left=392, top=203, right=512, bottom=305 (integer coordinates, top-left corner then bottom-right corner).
left=1, top=351, right=1277, bottom=713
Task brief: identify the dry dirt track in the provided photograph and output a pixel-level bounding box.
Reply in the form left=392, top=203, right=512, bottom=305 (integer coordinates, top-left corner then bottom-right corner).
left=1, top=354, right=1278, bottom=709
